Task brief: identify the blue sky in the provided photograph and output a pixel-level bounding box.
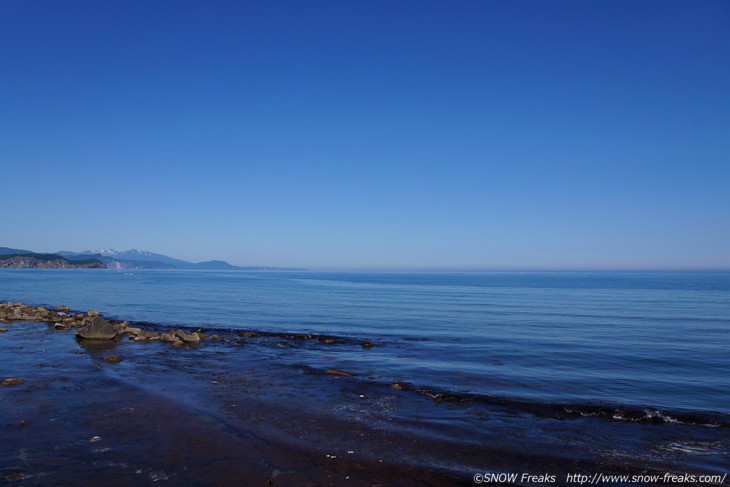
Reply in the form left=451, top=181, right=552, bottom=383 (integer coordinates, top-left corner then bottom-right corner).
left=2, top=1, right=729, bottom=270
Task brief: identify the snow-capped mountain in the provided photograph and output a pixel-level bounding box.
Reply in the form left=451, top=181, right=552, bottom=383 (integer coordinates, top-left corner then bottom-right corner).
left=84, top=249, right=154, bottom=257
left=78, top=249, right=190, bottom=267
left=88, top=248, right=121, bottom=256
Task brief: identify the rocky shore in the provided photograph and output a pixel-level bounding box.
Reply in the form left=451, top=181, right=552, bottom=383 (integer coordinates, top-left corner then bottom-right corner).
left=3, top=301, right=728, bottom=424
left=0, top=301, right=374, bottom=350
left=0, top=300, right=479, bottom=486
left=2, top=300, right=727, bottom=486
left=0, top=301, right=369, bottom=382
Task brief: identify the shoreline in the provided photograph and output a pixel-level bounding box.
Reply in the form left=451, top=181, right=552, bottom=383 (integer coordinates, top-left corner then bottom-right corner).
left=2, top=301, right=727, bottom=427
left=0, top=302, right=475, bottom=486
left=1, top=300, right=729, bottom=485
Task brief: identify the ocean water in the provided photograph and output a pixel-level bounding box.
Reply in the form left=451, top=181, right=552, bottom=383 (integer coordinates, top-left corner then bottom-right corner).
left=2, top=269, right=728, bottom=417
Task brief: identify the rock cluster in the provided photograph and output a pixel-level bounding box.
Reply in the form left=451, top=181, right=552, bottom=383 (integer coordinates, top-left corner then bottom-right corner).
left=0, top=302, right=163, bottom=343
left=159, top=329, right=201, bottom=346
left=0, top=301, right=372, bottom=382
left=0, top=302, right=121, bottom=333
left=0, top=302, right=65, bottom=323
left=125, top=327, right=160, bottom=341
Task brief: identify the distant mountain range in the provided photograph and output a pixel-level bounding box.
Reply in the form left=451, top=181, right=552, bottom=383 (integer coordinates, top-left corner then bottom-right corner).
left=0, top=247, right=304, bottom=271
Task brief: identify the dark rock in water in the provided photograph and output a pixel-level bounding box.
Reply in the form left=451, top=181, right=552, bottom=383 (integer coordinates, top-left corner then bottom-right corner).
left=0, top=328, right=7, bottom=333
left=238, top=330, right=259, bottom=338
left=54, top=305, right=70, bottom=312
left=103, top=355, right=122, bottom=363
left=54, top=323, right=71, bottom=330
left=0, top=469, right=27, bottom=482
left=326, top=369, right=355, bottom=377
left=361, top=340, right=374, bottom=348
left=2, top=378, right=24, bottom=386
left=75, top=317, right=120, bottom=340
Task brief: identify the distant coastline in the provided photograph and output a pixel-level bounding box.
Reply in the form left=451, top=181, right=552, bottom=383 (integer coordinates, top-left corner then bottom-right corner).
left=0, top=253, right=105, bottom=269
left=0, top=246, right=305, bottom=271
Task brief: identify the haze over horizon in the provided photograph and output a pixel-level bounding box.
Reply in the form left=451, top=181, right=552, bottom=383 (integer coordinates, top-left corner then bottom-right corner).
left=2, top=1, right=729, bottom=271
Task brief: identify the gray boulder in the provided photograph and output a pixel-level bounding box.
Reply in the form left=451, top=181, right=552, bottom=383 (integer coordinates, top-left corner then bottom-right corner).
left=174, top=329, right=200, bottom=344
left=159, top=332, right=179, bottom=343
left=75, top=317, right=120, bottom=340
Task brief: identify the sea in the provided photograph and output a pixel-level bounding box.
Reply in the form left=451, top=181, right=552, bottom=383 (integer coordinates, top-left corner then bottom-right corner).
left=1, top=269, right=729, bottom=481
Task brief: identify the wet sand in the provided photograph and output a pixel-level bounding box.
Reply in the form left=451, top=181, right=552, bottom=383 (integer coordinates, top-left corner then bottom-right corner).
left=1, top=313, right=728, bottom=486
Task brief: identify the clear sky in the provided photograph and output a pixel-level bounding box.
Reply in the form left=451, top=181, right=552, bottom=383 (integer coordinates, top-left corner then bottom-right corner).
left=2, top=1, right=729, bottom=270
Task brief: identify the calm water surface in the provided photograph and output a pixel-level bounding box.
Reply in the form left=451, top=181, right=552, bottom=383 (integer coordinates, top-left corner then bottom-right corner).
left=1, top=270, right=728, bottom=414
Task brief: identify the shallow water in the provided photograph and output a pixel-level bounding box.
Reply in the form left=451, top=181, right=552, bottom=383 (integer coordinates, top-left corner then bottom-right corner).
left=2, top=270, right=730, bottom=483
left=1, top=319, right=728, bottom=485
left=2, top=270, right=728, bottom=415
